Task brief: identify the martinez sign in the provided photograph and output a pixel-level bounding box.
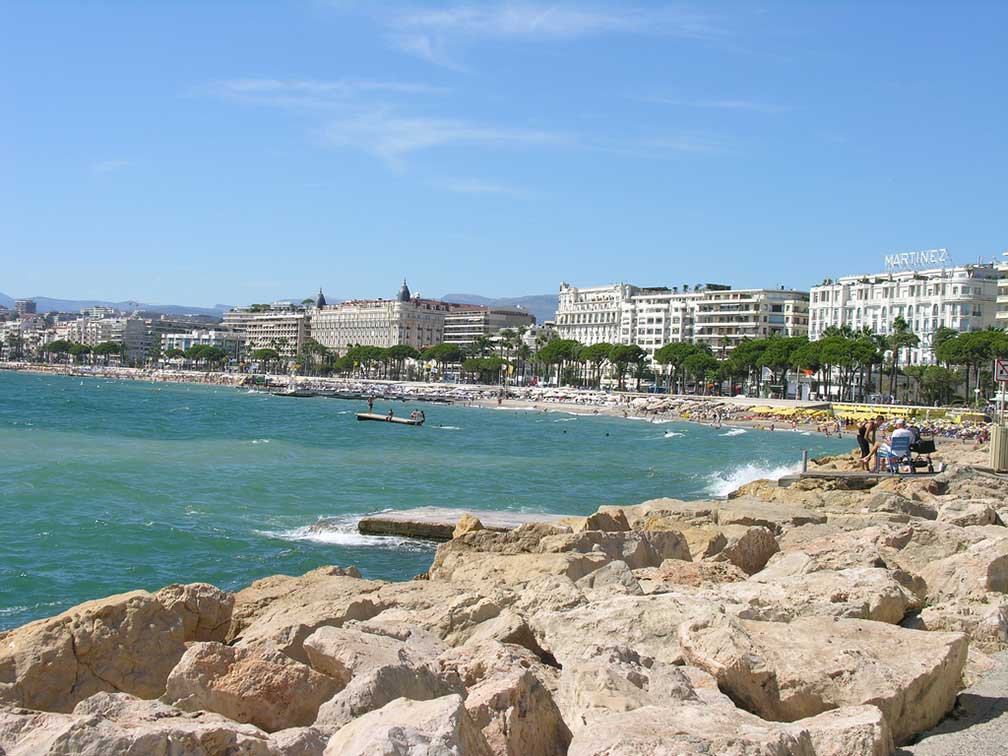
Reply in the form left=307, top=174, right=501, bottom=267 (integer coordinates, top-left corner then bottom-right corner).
left=884, top=248, right=950, bottom=272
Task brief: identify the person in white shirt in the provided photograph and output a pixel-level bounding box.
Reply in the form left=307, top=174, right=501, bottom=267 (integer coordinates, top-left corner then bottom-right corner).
left=862, top=418, right=913, bottom=467
left=889, top=418, right=914, bottom=448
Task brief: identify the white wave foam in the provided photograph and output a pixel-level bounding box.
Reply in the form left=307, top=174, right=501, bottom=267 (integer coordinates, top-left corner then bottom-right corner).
left=719, top=427, right=747, bottom=437
left=705, top=462, right=800, bottom=498
left=434, top=425, right=461, bottom=430
left=663, top=431, right=685, bottom=438
left=257, top=515, right=431, bottom=551
left=251, top=439, right=270, bottom=444
left=554, top=417, right=577, bottom=422
left=624, top=416, right=676, bottom=424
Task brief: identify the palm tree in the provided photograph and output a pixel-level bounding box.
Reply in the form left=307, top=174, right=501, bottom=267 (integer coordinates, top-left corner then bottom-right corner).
left=888, top=316, right=919, bottom=402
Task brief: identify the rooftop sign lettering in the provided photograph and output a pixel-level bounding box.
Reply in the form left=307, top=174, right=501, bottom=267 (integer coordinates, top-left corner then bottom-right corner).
left=884, top=248, right=949, bottom=272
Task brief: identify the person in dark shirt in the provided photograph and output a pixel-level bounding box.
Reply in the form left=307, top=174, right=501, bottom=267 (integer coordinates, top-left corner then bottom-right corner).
left=857, top=416, right=881, bottom=470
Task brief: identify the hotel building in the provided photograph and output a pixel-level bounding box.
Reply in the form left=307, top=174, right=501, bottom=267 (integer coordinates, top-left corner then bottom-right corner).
left=555, top=283, right=636, bottom=346
left=14, top=299, right=37, bottom=317
left=222, top=302, right=308, bottom=361
left=310, top=280, right=449, bottom=352
left=442, top=305, right=536, bottom=346
left=162, top=329, right=245, bottom=359
left=997, top=252, right=1008, bottom=325
left=54, top=316, right=152, bottom=361
left=556, top=282, right=809, bottom=360
left=809, top=262, right=1000, bottom=365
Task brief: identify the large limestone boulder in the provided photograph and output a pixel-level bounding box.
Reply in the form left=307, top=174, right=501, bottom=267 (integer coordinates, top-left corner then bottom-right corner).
left=303, top=623, right=445, bottom=686
left=509, top=575, right=587, bottom=616
left=876, top=521, right=993, bottom=577
left=228, top=566, right=368, bottom=642
left=615, top=498, right=719, bottom=530
left=715, top=567, right=918, bottom=624
left=164, top=641, right=341, bottom=732
left=903, top=598, right=1008, bottom=652
left=453, top=514, right=485, bottom=538
left=438, top=640, right=570, bottom=756
left=531, top=592, right=718, bottom=667
left=429, top=522, right=689, bottom=589
left=918, top=536, right=1008, bottom=601
left=428, top=549, right=609, bottom=588
left=770, top=526, right=891, bottom=574
left=678, top=614, right=967, bottom=744
left=783, top=706, right=893, bottom=756
left=312, top=623, right=460, bottom=733
left=368, top=581, right=511, bottom=646
left=558, top=645, right=699, bottom=729
left=322, top=694, right=493, bottom=756
left=574, top=560, right=643, bottom=598
left=856, top=491, right=938, bottom=521
left=0, top=693, right=277, bottom=755
left=230, top=571, right=383, bottom=663
left=707, top=525, right=779, bottom=575
left=633, top=559, right=746, bottom=593
left=269, top=726, right=329, bottom=756
left=715, top=498, right=826, bottom=533
left=580, top=509, right=630, bottom=532
left=154, top=582, right=234, bottom=643
left=679, top=526, right=728, bottom=559
left=0, top=590, right=188, bottom=712
left=566, top=702, right=816, bottom=756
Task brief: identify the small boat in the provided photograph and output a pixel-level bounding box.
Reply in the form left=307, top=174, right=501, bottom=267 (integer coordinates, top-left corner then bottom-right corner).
left=271, top=388, right=318, bottom=398
left=356, top=412, right=424, bottom=426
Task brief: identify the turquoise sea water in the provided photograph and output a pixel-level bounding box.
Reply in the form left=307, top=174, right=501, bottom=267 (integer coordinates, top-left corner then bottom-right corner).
left=0, top=371, right=850, bottom=630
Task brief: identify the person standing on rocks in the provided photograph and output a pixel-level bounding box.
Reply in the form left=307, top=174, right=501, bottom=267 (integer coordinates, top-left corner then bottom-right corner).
left=857, top=416, right=877, bottom=470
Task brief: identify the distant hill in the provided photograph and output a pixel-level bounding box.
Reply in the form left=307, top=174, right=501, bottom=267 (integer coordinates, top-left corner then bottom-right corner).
left=441, top=293, right=558, bottom=324
left=0, top=292, right=230, bottom=317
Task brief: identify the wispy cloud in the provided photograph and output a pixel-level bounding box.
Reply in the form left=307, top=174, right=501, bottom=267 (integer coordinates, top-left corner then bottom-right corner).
left=91, top=159, right=131, bottom=174
left=207, top=78, right=446, bottom=109
left=393, top=3, right=722, bottom=40
left=375, top=3, right=726, bottom=67
left=317, top=110, right=570, bottom=162
left=432, top=178, right=529, bottom=196
left=641, top=95, right=788, bottom=113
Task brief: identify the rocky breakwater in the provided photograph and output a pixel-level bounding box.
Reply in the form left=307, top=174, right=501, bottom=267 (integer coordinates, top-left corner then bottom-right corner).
left=2, top=458, right=1006, bottom=754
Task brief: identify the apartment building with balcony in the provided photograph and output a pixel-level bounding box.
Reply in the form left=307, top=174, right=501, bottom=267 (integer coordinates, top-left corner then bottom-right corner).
left=692, top=288, right=809, bottom=355
left=442, top=305, right=536, bottom=346
left=556, top=281, right=808, bottom=360
left=809, top=262, right=1000, bottom=364
left=162, top=329, right=245, bottom=359
left=997, top=252, right=1008, bottom=325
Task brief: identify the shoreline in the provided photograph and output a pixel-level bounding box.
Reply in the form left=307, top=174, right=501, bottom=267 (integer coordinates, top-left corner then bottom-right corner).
left=1, top=362, right=840, bottom=435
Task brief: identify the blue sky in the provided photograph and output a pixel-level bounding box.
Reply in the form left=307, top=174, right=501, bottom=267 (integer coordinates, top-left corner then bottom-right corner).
left=2, top=1, right=1006, bottom=306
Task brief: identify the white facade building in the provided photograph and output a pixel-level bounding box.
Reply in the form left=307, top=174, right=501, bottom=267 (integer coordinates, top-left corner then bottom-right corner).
left=162, top=329, right=245, bottom=358
left=997, top=252, right=1008, bottom=325
left=809, top=263, right=1000, bottom=364
left=555, top=283, right=637, bottom=346
left=223, top=304, right=307, bottom=360
left=692, top=288, right=809, bottom=354
left=442, top=305, right=535, bottom=346
left=310, top=280, right=448, bottom=351
left=54, top=316, right=151, bottom=361
left=556, top=282, right=809, bottom=360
